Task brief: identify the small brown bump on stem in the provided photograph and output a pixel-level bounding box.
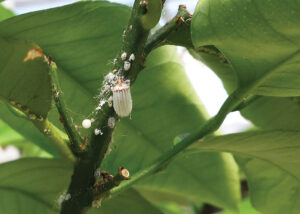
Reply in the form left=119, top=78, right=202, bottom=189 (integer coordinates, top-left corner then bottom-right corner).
left=118, top=167, right=130, bottom=180
left=179, top=4, right=186, bottom=9
left=175, top=16, right=185, bottom=24
left=93, top=167, right=130, bottom=196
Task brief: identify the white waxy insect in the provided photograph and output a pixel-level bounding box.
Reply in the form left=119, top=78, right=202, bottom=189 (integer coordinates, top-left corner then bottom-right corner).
left=113, top=58, right=117, bottom=65
left=107, top=117, right=116, bottom=128
left=105, top=72, right=115, bottom=82
left=112, top=78, right=132, bottom=117
left=58, top=194, right=65, bottom=206
left=94, top=128, right=103, bottom=136
left=65, top=193, right=71, bottom=201
left=44, top=128, right=50, bottom=135
left=124, top=61, right=131, bottom=71
left=129, top=53, right=135, bottom=61
left=121, top=52, right=127, bottom=61
left=96, top=100, right=106, bottom=110
left=54, top=91, right=60, bottom=99
left=82, top=119, right=92, bottom=129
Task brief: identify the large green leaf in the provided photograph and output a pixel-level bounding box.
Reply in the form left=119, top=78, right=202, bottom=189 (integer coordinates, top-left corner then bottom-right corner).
left=0, top=37, right=51, bottom=117
left=189, top=38, right=300, bottom=132
left=192, top=130, right=300, bottom=213
left=237, top=157, right=300, bottom=214
left=241, top=96, right=300, bottom=130
left=194, top=130, right=300, bottom=180
left=136, top=151, right=240, bottom=212
left=0, top=158, right=72, bottom=214
left=0, top=1, right=131, bottom=131
left=192, top=0, right=300, bottom=97
left=0, top=1, right=240, bottom=210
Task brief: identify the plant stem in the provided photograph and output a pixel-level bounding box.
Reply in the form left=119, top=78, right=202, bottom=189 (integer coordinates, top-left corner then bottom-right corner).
left=48, top=61, right=83, bottom=155
left=145, top=5, right=193, bottom=55
left=92, top=167, right=130, bottom=206
left=110, top=90, right=244, bottom=195
left=60, top=1, right=162, bottom=213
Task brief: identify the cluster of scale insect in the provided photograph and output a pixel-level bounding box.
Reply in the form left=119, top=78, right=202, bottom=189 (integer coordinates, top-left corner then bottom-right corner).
left=9, top=99, right=44, bottom=122
left=80, top=52, right=134, bottom=137
left=57, top=192, right=71, bottom=207
left=95, top=51, right=134, bottom=118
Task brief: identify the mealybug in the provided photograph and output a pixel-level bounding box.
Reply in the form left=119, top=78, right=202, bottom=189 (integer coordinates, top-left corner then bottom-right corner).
left=112, top=78, right=132, bottom=117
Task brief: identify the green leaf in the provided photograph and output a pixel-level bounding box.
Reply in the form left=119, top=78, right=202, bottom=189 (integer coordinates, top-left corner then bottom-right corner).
left=0, top=1, right=131, bottom=131
left=192, top=0, right=300, bottom=97
left=194, top=130, right=300, bottom=180
left=240, top=96, right=300, bottom=130
left=236, top=157, right=300, bottom=214
left=0, top=37, right=52, bottom=117
left=0, top=2, right=240, bottom=210
left=136, top=151, right=240, bottom=212
left=193, top=131, right=300, bottom=213
left=0, top=158, right=72, bottom=214
left=0, top=4, right=14, bottom=21
left=88, top=189, right=163, bottom=214
left=189, top=37, right=300, bottom=132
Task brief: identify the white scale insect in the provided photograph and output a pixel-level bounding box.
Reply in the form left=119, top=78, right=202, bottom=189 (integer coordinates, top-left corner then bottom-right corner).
left=112, top=77, right=132, bottom=117
left=82, top=119, right=92, bottom=129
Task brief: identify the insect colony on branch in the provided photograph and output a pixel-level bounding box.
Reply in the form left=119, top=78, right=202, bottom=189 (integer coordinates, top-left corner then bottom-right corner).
left=81, top=52, right=134, bottom=136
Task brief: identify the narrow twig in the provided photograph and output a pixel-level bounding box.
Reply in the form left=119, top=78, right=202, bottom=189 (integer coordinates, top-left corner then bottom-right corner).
left=92, top=167, right=130, bottom=207
left=144, top=6, right=230, bottom=67
left=96, top=167, right=130, bottom=193
left=145, top=5, right=192, bottom=55
left=7, top=94, right=75, bottom=162
left=48, top=60, right=83, bottom=156
left=232, top=95, right=261, bottom=112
